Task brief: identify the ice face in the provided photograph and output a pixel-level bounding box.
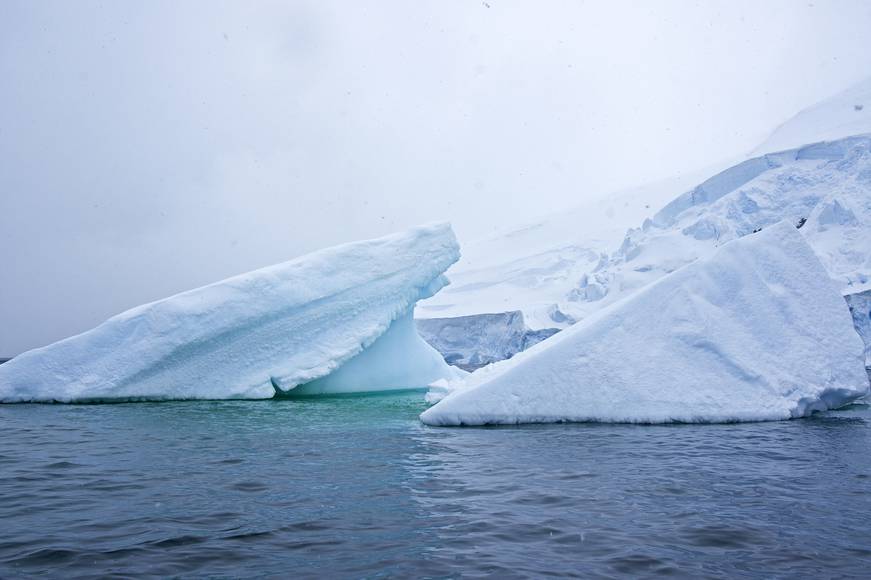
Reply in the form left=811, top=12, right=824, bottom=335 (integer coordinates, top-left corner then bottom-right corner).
left=845, top=289, right=871, bottom=375
left=415, top=311, right=558, bottom=371
left=564, top=135, right=871, bottom=327
left=0, top=223, right=461, bottom=403
left=421, top=222, right=869, bottom=426
left=289, top=310, right=463, bottom=395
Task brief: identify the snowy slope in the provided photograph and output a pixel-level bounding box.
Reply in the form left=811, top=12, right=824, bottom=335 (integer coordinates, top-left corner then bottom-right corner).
left=421, top=223, right=869, bottom=426
left=563, top=135, right=871, bottom=326
left=755, top=77, right=871, bottom=155
left=417, top=167, right=722, bottom=330
left=0, top=223, right=461, bottom=402
left=418, top=78, right=871, bottom=371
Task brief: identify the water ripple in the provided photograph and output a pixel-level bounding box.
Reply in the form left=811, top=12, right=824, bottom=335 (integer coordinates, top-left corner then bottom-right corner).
left=0, top=395, right=870, bottom=578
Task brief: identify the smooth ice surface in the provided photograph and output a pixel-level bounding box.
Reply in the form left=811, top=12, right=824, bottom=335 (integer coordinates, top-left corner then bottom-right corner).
left=289, top=311, right=462, bottom=395
left=0, top=223, right=461, bottom=402
left=421, top=222, right=869, bottom=425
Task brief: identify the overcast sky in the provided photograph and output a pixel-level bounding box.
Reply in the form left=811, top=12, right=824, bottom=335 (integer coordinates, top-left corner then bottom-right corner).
left=2, top=0, right=871, bottom=354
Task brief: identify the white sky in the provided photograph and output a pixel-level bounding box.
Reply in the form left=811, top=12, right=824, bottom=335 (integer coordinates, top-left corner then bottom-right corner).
left=2, top=0, right=871, bottom=354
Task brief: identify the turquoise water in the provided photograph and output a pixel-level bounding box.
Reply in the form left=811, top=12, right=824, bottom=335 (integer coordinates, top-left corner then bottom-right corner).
left=2, top=393, right=871, bottom=578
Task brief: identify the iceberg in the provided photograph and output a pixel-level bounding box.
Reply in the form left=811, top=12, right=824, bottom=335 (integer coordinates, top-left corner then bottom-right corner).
left=0, top=223, right=462, bottom=403
left=421, top=222, right=869, bottom=426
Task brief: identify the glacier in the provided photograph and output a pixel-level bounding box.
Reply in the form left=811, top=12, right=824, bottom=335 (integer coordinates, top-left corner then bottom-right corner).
left=576, top=134, right=871, bottom=298
left=416, top=79, right=871, bottom=370
left=416, top=171, right=714, bottom=330
left=0, top=223, right=462, bottom=403
left=416, top=311, right=558, bottom=371
left=420, top=135, right=871, bottom=371
left=414, top=172, right=718, bottom=369
left=421, top=222, right=869, bottom=426
left=567, top=135, right=871, bottom=356
left=754, top=76, right=871, bottom=155
left=846, top=289, right=871, bottom=380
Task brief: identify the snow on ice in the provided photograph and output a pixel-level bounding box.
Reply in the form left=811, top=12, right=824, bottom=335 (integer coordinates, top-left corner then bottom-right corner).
left=421, top=222, right=869, bottom=426
left=754, top=76, right=871, bottom=155
left=569, top=135, right=871, bottom=323
left=417, top=79, right=871, bottom=370
left=0, top=223, right=462, bottom=402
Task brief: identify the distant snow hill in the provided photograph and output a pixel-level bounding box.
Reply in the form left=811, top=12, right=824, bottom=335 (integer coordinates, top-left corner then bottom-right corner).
left=754, top=76, right=871, bottom=155
left=418, top=78, right=871, bottom=373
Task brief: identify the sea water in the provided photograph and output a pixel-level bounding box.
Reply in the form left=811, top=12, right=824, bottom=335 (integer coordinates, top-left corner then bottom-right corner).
left=1, top=393, right=870, bottom=578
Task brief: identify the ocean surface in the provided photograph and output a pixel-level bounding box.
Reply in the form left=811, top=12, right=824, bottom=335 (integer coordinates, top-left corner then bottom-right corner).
left=2, top=392, right=871, bottom=578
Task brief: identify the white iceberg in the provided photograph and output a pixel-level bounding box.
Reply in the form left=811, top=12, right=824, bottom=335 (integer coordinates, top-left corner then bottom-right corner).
left=421, top=222, right=869, bottom=426
left=0, top=223, right=462, bottom=403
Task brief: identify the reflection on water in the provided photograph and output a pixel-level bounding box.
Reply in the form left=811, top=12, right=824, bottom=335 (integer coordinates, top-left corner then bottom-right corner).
left=1, top=394, right=870, bottom=578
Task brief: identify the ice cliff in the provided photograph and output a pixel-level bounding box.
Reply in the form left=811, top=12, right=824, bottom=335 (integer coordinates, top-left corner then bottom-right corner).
left=416, top=311, right=558, bottom=371
left=421, top=222, right=869, bottom=426
left=569, top=135, right=871, bottom=353
left=754, top=76, right=871, bottom=155
left=0, top=223, right=461, bottom=403
left=846, top=289, right=871, bottom=380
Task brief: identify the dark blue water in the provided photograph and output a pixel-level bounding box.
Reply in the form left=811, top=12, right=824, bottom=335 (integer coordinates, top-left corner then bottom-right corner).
left=2, top=393, right=871, bottom=578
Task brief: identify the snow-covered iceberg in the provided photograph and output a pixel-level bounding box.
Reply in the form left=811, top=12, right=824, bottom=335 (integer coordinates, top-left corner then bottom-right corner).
left=0, top=223, right=462, bottom=403
left=421, top=222, right=869, bottom=426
